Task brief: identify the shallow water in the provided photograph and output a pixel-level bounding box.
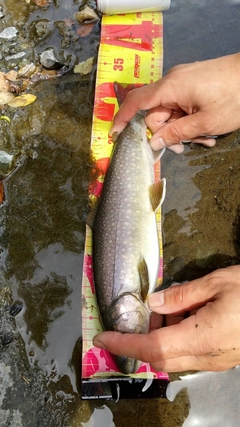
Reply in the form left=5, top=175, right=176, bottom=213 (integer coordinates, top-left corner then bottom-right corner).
left=0, top=0, right=240, bottom=426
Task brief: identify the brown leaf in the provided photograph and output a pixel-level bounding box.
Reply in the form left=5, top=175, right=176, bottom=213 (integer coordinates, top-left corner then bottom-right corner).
left=0, top=92, right=15, bottom=104
left=5, top=70, right=18, bottom=81
left=76, top=23, right=94, bottom=38
left=0, top=72, right=10, bottom=93
left=32, top=0, right=50, bottom=6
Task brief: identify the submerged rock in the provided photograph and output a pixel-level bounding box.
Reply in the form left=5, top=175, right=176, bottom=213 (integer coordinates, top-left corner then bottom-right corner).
left=0, top=150, right=13, bottom=175
left=40, top=48, right=76, bottom=73
left=9, top=300, right=24, bottom=317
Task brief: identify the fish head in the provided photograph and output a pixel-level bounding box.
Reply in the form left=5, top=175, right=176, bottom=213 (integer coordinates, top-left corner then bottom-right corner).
left=107, top=292, right=150, bottom=334
left=114, top=355, right=141, bottom=375
left=106, top=292, right=150, bottom=374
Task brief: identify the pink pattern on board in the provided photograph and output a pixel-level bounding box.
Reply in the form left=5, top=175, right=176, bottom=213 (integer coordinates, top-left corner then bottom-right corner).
left=82, top=346, right=168, bottom=379
left=89, top=179, right=104, bottom=197
left=83, top=254, right=95, bottom=294
left=82, top=348, right=100, bottom=377
left=89, top=157, right=111, bottom=198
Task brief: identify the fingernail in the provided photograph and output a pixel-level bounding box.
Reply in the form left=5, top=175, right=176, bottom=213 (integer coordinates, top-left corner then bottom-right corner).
left=150, top=137, right=166, bottom=151
left=148, top=290, right=165, bottom=309
left=109, top=125, right=121, bottom=138
left=169, top=144, right=185, bottom=154
left=111, top=131, right=119, bottom=143
left=93, top=336, right=106, bottom=349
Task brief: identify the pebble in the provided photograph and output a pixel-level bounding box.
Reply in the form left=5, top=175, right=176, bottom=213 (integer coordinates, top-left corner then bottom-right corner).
left=40, top=49, right=58, bottom=68
left=0, top=26, right=18, bottom=40
left=4, top=51, right=27, bottom=61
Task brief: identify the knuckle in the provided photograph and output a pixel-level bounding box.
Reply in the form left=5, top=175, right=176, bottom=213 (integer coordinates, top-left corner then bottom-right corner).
left=167, top=123, right=183, bottom=142
left=202, top=268, right=227, bottom=293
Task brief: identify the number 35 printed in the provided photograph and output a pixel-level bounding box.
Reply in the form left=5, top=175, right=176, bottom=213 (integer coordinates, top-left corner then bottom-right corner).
left=113, top=58, right=124, bottom=71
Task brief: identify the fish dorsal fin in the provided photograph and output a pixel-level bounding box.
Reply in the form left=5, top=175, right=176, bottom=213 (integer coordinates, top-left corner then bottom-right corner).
left=149, top=178, right=166, bottom=212
left=138, top=256, right=149, bottom=302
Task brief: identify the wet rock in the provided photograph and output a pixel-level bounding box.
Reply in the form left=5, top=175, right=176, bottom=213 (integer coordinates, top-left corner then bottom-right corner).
left=40, top=48, right=76, bottom=73
left=18, top=63, right=37, bottom=78
left=55, top=20, right=75, bottom=39
left=35, top=19, right=53, bottom=39
left=28, top=19, right=54, bottom=43
left=74, top=6, right=99, bottom=23
left=40, top=49, right=59, bottom=68
left=0, top=150, right=13, bottom=175
left=9, top=300, right=24, bottom=317
left=4, top=51, right=27, bottom=62
left=0, top=6, right=5, bottom=19
left=74, top=57, right=94, bottom=75
left=1, top=333, right=13, bottom=346
left=0, top=27, right=18, bottom=40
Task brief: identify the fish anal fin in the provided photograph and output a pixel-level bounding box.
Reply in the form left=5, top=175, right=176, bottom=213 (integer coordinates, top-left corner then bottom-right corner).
left=138, top=256, right=149, bottom=302
left=149, top=178, right=166, bottom=212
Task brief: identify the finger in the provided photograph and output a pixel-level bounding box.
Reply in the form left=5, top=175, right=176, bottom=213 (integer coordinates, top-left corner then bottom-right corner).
left=145, top=107, right=173, bottom=133
left=165, top=314, right=185, bottom=326
left=110, top=81, right=172, bottom=134
left=151, top=351, right=239, bottom=373
left=191, top=137, right=217, bottom=147
left=148, top=270, right=225, bottom=315
left=149, top=312, right=163, bottom=331
left=150, top=354, right=201, bottom=373
left=167, top=143, right=185, bottom=154
left=93, top=315, right=203, bottom=362
left=150, top=112, right=209, bottom=148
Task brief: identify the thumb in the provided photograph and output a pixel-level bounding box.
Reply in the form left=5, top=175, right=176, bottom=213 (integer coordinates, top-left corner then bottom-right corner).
left=148, top=273, right=219, bottom=315
left=150, top=112, right=210, bottom=149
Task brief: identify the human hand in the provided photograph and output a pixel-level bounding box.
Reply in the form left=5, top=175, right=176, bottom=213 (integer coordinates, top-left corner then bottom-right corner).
left=93, top=266, right=240, bottom=372
left=111, top=53, right=240, bottom=153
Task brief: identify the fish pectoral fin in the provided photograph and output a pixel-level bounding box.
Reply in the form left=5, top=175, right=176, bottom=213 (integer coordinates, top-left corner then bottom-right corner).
left=138, top=256, right=150, bottom=302
left=86, top=197, right=100, bottom=228
left=149, top=178, right=166, bottom=212
left=152, top=147, right=166, bottom=163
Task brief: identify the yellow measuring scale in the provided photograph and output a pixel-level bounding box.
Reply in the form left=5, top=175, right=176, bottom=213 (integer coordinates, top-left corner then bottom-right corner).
left=81, top=12, right=168, bottom=399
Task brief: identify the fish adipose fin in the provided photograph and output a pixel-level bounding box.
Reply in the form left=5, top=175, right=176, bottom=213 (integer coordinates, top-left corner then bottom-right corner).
left=149, top=177, right=166, bottom=212
left=138, top=256, right=150, bottom=302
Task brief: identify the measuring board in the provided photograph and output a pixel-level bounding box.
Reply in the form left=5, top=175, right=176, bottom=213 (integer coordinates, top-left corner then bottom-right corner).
left=81, top=12, right=169, bottom=400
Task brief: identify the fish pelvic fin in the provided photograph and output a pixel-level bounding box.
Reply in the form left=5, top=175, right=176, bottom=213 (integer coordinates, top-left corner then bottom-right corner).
left=149, top=177, right=166, bottom=212
left=138, top=256, right=150, bottom=302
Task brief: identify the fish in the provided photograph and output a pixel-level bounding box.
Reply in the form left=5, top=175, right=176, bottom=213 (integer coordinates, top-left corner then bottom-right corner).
left=90, top=83, right=166, bottom=374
